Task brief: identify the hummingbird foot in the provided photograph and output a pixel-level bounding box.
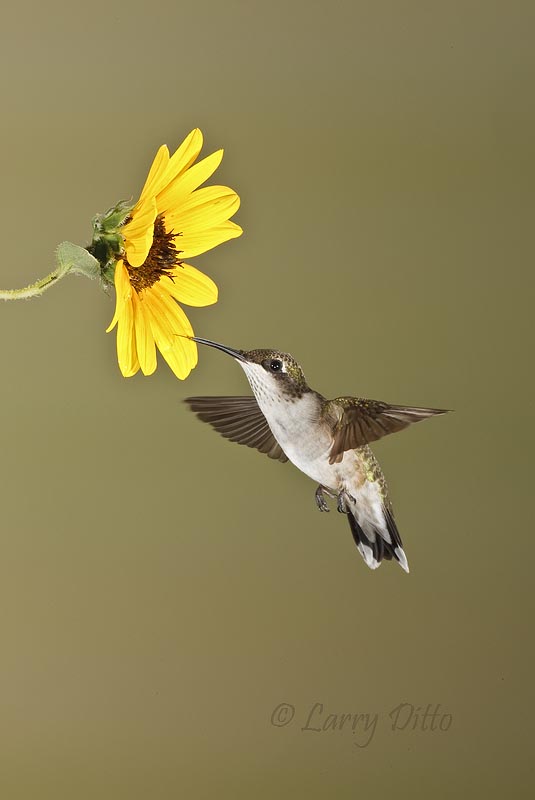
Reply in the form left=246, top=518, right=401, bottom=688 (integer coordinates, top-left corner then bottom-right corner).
left=337, top=490, right=355, bottom=514
left=315, top=485, right=332, bottom=512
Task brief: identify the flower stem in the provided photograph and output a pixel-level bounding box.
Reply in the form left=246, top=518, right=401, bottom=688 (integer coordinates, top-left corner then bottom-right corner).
left=0, top=268, right=67, bottom=301
left=0, top=242, right=103, bottom=301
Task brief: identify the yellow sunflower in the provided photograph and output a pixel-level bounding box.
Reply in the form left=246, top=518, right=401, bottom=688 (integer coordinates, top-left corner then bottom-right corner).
left=106, top=129, right=242, bottom=379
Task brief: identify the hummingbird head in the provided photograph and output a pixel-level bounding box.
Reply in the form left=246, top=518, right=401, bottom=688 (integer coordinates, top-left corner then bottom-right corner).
left=191, top=338, right=309, bottom=400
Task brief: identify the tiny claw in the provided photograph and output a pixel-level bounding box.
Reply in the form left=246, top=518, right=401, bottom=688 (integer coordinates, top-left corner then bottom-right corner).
left=337, top=491, right=353, bottom=514
left=315, top=485, right=330, bottom=512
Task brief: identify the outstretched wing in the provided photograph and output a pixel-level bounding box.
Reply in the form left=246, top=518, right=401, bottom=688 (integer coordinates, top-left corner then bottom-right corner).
left=185, top=396, right=288, bottom=462
left=324, top=397, right=448, bottom=464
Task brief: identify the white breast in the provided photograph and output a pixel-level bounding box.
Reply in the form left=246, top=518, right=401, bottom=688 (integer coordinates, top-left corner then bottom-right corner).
left=239, top=362, right=344, bottom=490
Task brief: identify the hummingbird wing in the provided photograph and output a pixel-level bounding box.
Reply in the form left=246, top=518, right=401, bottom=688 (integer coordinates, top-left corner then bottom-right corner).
left=185, top=396, right=289, bottom=462
left=324, top=397, right=448, bottom=464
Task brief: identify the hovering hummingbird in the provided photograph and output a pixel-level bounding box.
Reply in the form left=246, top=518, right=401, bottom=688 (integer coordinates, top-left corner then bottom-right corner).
left=185, top=338, right=448, bottom=573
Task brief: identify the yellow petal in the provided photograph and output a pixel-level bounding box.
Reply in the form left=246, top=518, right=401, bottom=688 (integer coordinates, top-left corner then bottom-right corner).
left=177, top=221, right=243, bottom=259
left=165, top=186, right=240, bottom=233
left=116, top=290, right=139, bottom=377
left=162, top=331, right=197, bottom=373
left=160, top=265, right=218, bottom=307
left=158, top=342, right=194, bottom=379
left=146, top=290, right=196, bottom=380
left=171, top=184, right=240, bottom=215
left=183, top=335, right=198, bottom=371
left=106, top=260, right=130, bottom=332
left=132, top=290, right=157, bottom=375
left=137, top=145, right=170, bottom=206
left=156, top=150, right=224, bottom=212
left=144, top=286, right=199, bottom=376
left=122, top=196, right=157, bottom=267
left=159, top=297, right=198, bottom=370
left=164, top=129, right=204, bottom=185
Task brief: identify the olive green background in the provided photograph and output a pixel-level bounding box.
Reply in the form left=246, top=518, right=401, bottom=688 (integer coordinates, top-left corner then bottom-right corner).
left=0, top=1, right=533, bottom=797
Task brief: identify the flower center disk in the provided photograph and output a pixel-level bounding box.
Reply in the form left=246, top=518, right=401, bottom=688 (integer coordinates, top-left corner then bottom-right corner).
left=126, top=215, right=182, bottom=292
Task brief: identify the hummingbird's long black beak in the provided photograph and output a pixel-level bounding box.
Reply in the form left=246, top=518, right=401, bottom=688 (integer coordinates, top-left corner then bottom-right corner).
left=190, top=337, right=247, bottom=362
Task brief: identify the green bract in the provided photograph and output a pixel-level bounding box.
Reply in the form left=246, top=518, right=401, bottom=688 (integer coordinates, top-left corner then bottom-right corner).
left=89, top=200, right=134, bottom=283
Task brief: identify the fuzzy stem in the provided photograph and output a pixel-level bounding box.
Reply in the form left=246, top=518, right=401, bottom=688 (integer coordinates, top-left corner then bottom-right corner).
left=0, top=268, right=68, bottom=301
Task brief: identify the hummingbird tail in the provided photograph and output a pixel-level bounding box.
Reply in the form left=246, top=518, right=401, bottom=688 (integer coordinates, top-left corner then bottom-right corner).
left=346, top=506, right=409, bottom=573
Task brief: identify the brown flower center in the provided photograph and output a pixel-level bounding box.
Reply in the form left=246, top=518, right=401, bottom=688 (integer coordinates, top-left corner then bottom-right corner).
left=125, top=215, right=182, bottom=292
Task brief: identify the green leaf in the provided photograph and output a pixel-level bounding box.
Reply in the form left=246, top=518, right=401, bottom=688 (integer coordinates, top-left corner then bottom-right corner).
left=55, top=242, right=101, bottom=281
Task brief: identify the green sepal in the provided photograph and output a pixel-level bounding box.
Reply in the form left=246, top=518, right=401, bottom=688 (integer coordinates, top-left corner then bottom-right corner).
left=89, top=199, right=134, bottom=281
left=94, top=199, right=134, bottom=233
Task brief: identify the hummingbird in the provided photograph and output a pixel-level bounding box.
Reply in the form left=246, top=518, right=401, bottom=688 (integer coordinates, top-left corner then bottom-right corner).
left=185, top=338, right=448, bottom=573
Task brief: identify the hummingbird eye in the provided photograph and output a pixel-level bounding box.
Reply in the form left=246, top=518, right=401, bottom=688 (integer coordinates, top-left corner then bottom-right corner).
left=268, top=359, right=283, bottom=372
